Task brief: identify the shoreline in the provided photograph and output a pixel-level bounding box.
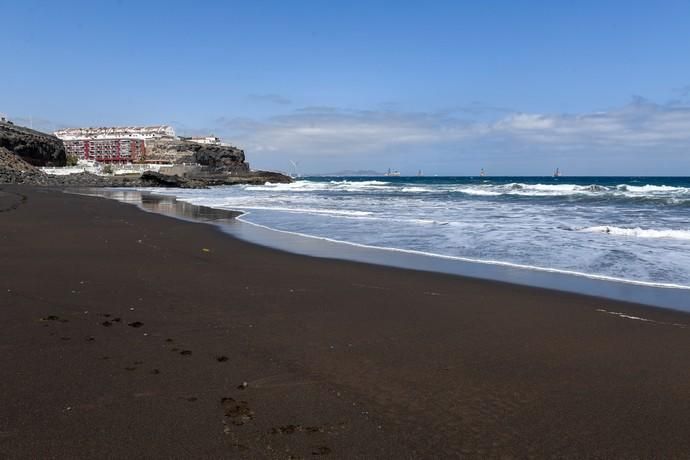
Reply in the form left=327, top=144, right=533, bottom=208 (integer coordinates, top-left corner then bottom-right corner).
left=92, top=187, right=690, bottom=313
left=2, top=184, right=690, bottom=457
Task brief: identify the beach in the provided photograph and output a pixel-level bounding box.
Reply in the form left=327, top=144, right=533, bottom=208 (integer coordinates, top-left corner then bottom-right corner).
left=2, top=185, right=690, bottom=458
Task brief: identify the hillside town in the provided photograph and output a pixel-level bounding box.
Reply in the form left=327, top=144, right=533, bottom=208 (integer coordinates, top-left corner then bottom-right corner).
left=54, top=126, right=226, bottom=164
left=0, top=113, right=291, bottom=187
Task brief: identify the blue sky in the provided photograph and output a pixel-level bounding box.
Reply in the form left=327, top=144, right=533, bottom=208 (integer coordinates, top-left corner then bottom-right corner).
left=2, top=0, right=690, bottom=175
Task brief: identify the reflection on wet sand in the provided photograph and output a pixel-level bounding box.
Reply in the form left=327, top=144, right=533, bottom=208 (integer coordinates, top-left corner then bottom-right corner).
left=85, top=189, right=241, bottom=223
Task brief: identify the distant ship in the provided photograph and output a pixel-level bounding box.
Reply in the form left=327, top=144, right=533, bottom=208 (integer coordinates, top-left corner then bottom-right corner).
left=553, top=168, right=561, bottom=177
left=385, top=168, right=401, bottom=177
left=480, top=168, right=485, bottom=177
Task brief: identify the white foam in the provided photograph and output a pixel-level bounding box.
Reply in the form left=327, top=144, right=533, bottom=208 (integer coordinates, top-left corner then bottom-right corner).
left=579, top=226, right=690, bottom=241
left=453, top=188, right=502, bottom=196
left=455, top=182, right=690, bottom=199
left=505, top=183, right=605, bottom=196
left=596, top=308, right=687, bottom=327
left=231, top=212, right=690, bottom=291
left=244, top=182, right=329, bottom=192
left=618, top=184, right=687, bottom=193
left=203, top=204, right=373, bottom=217
left=241, top=180, right=690, bottom=202
left=244, top=179, right=393, bottom=193
left=449, top=183, right=617, bottom=197
left=401, top=187, right=432, bottom=192
left=596, top=308, right=655, bottom=322
left=336, top=180, right=390, bottom=186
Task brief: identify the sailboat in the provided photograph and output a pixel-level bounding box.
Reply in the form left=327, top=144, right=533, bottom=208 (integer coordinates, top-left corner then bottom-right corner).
left=385, top=168, right=401, bottom=177
left=480, top=168, right=485, bottom=177
left=553, top=168, right=561, bottom=178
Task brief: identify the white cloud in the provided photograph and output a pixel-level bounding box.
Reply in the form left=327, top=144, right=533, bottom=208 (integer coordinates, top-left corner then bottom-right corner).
left=215, top=99, right=690, bottom=156
left=217, top=109, right=481, bottom=155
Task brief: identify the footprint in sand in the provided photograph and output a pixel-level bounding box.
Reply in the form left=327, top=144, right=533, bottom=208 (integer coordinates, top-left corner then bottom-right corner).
left=41, top=315, right=61, bottom=322
left=221, top=397, right=253, bottom=426
left=312, top=446, right=332, bottom=455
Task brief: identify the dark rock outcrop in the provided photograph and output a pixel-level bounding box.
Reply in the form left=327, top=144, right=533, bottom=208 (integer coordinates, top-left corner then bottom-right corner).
left=181, top=169, right=293, bottom=185
left=144, top=138, right=250, bottom=174
left=0, top=146, right=49, bottom=184
left=139, top=171, right=205, bottom=188
left=0, top=152, right=137, bottom=186
left=189, top=145, right=249, bottom=173
left=0, top=121, right=66, bottom=166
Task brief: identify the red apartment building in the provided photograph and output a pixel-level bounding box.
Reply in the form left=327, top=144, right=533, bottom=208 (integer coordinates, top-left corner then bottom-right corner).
left=63, top=138, right=146, bottom=163
left=55, top=126, right=176, bottom=164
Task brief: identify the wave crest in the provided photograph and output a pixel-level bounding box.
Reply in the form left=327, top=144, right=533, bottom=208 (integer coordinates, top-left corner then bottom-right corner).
left=579, top=226, right=690, bottom=241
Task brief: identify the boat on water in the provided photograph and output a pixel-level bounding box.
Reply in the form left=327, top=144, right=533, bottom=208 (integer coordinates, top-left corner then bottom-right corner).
left=553, top=167, right=561, bottom=177
left=480, top=168, right=485, bottom=177
left=385, top=168, right=401, bottom=177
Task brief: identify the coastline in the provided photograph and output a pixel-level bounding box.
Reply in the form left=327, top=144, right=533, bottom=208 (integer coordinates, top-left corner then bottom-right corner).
left=2, top=184, right=690, bottom=457
left=94, top=188, right=690, bottom=313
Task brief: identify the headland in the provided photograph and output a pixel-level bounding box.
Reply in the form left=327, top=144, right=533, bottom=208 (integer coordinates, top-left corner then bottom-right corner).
left=0, top=120, right=291, bottom=187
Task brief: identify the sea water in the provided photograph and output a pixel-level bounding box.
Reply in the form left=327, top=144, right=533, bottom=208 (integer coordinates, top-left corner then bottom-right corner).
left=144, top=176, right=690, bottom=290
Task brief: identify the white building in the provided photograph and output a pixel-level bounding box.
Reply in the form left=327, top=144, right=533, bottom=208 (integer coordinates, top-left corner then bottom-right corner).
left=54, top=125, right=176, bottom=141
left=187, top=136, right=221, bottom=146
left=53, top=125, right=176, bottom=164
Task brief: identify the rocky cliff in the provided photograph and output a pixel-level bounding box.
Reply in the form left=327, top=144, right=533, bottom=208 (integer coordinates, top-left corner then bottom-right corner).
left=0, top=122, right=291, bottom=187
left=0, top=121, right=66, bottom=166
left=1, top=148, right=141, bottom=186
left=144, top=138, right=250, bottom=173
left=0, top=147, right=49, bottom=184
left=144, top=138, right=291, bottom=184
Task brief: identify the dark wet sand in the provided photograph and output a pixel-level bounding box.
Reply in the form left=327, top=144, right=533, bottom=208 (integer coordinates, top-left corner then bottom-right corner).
left=1, top=185, right=689, bottom=458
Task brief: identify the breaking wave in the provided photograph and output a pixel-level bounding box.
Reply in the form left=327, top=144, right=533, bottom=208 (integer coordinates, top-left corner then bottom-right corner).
left=245, top=180, right=690, bottom=206
left=579, top=226, right=690, bottom=241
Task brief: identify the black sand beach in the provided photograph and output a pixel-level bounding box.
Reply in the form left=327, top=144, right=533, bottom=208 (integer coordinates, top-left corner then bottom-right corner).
left=1, top=185, right=690, bottom=458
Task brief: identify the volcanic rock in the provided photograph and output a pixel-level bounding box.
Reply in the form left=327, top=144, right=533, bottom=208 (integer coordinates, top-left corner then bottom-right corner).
left=0, top=121, right=66, bottom=166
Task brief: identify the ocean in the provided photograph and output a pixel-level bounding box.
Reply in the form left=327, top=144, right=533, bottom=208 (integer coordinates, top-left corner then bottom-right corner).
left=143, top=176, right=690, bottom=292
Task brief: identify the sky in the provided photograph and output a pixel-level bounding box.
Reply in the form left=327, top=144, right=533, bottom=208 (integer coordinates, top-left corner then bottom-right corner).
left=2, top=0, right=690, bottom=175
